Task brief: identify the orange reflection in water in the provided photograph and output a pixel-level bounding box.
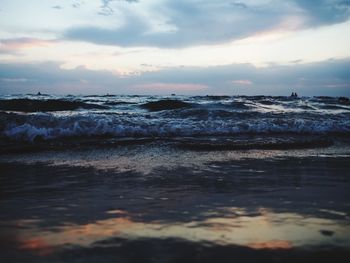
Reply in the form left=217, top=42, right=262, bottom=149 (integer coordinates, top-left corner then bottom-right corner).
left=248, top=240, right=293, bottom=250
left=19, top=237, right=55, bottom=256
left=14, top=208, right=350, bottom=254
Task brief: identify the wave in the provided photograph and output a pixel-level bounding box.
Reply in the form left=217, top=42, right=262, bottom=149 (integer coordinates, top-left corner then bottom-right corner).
left=177, top=137, right=334, bottom=151
left=0, top=99, right=107, bottom=112
left=104, top=101, right=136, bottom=106
left=0, top=111, right=349, bottom=142
left=0, top=95, right=349, bottom=144
left=141, top=99, right=192, bottom=111
left=191, top=95, right=231, bottom=100
left=1, top=134, right=336, bottom=154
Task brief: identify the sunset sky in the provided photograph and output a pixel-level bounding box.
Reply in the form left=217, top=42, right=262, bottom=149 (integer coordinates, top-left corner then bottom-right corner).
left=0, top=0, right=350, bottom=95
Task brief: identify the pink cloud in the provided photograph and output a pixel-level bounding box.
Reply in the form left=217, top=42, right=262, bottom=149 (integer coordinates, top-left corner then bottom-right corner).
left=0, top=38, right=57, bottom=53
left=1, top=78, right=31, bottom=82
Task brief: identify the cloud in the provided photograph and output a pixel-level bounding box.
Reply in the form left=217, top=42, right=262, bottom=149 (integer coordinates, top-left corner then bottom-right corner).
left=231, top=80, right=253, bottom=86
left=0, top=58, right=349, bottom=96
left=0, top=78, right=32, bottom=82
left=0, top=38, right=57, bottom=54
left=293, top=0, right=350, bottom=26
left=99, top=0, right=115, bottom=16
left=98, top=0, right=139, bottom=16
left=230, top=2, right=248, bottom=9
left=65, top=0, right=284, bottom=47
left=63, top=0, right=350, bottom=48
left=65, top=13, right=152, bottom=46
left=131, top=83, right=208, bottom=92
left=72, top=1, right=84, bottom=8
left=52, top=6, right=62, bottom=10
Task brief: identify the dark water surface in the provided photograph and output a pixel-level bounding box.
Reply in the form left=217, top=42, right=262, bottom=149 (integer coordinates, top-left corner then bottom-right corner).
left=1, top=145, right=350, bottom=262
left=0, top=95, right=350, bottom=262
left=0, top=94, right=349, bottom=143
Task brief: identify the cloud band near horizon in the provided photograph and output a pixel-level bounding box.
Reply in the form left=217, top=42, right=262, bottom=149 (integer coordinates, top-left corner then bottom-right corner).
left=0, top=0, right=349, bottom=95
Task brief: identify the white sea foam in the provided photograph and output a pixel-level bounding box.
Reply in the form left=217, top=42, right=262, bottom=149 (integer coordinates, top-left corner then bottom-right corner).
left=2, top=112, right=350, bottom=141
left=1, top=95, right=349, bottom=141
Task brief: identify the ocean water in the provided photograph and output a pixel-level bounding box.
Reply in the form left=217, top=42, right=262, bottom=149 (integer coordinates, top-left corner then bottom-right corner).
left=0, top=94, right=349, bottom=146
left=1, top=94, right=350, bottom=262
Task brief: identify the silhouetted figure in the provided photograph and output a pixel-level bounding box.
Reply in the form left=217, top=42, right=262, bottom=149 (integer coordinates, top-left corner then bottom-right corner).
left=291, top=92, right=298, bottom=98
left=37, top=91, right=41, bottom=96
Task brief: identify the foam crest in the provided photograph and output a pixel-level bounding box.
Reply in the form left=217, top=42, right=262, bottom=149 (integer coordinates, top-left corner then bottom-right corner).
left=1, top=112, right=349, bottom=142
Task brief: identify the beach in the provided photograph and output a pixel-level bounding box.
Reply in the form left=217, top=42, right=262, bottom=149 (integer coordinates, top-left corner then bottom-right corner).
left=2, top=0, right=350, bottom=261
left=0, top=95, right=350, bottom=262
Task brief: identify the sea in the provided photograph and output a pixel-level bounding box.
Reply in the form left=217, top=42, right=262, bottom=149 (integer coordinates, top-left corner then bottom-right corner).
left=0, top=94, right=350, bottom=262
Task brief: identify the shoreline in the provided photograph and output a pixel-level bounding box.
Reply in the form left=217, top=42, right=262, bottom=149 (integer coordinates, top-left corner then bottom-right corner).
left=1, top=94, right=350, bottom=262
left=1, top=144, right=350, bottom=262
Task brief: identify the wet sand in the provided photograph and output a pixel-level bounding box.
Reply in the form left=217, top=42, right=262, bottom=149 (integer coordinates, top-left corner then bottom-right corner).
left=1, top=143, right=350, bottom=262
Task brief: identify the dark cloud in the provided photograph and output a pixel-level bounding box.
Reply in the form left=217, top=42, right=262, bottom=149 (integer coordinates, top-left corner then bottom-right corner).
left=99, top=0, right=115, bottom=16
left=66, top=13, right=148, bottom=45
left=230, top=2, right=248, bottom=9
left=1, top=59, right=349, bottom=96
left=63, top=0, right=350, bottom=48
left=52, top=1, right=86, bottom=10
left=0, top=62, right=119, bottom=94
left=98, top=0, right=138, bottom=16
left=293, top=0, right=350, bottom=26
left=72, top=1, right=84, bottom=8
left=66, top=0, right=284, bottom=47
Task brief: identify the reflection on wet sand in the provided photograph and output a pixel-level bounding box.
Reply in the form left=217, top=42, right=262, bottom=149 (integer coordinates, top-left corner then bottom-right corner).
left=1, top=146, right=350, bottom=262
left=14, top=207, right=350, bottom=256
left=19, top=238, right=54, bottom=256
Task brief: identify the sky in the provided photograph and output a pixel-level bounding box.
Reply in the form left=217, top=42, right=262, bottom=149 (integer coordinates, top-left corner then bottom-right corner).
left=0, top=0, right=350, bottom=96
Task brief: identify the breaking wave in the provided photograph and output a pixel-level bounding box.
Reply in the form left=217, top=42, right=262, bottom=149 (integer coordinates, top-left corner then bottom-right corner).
left=0, top=95, right=349, bottom=143
left=0, top=112, right=349, bottom=142
left=0, top=98, right=107, bottom=112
